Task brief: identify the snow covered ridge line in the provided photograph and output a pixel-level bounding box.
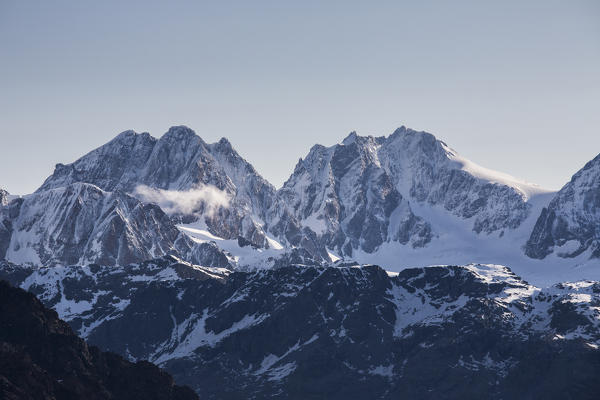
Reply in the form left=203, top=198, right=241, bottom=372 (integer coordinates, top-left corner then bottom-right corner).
left=0, top=255, right=231, bottom=335
left=267, top=125, right=550, bottom=257
left=2, top=124, right=599, bottom=279
left=1, top=259, right=599, bottom=341
left=32, top=125, right=277, bottom=250
left=2, top=258, right=600, bottom=398
left=0, top=181, right=236, bottom=268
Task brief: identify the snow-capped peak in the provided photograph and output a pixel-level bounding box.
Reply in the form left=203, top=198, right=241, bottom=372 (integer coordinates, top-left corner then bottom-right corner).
left=342, top=131, right=358, bottom=145
left=526, top=151, right=600, bottom=260
left=266, top=126, right=552, bottom=263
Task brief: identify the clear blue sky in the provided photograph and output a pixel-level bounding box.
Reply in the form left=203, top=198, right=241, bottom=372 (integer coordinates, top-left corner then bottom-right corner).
left=1, top=0, right=599, bottom=194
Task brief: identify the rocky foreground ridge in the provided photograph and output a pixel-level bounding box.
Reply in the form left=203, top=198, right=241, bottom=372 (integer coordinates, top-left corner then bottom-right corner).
left=0, top=279, right=198, bottom=400
left=2, top=258, right=599, bottom=399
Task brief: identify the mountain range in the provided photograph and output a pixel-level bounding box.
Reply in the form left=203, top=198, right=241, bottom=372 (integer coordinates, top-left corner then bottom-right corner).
left=1, top=124, right=599, bottom=398
left=1, top=125, right=598, bottom=284
left=1, top=257, right=599, bottom=399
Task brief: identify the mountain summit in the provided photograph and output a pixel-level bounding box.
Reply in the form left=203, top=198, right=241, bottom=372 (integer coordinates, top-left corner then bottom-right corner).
left=2, top=125, right=599, bottom=282
left=38, top=126, right=275, bottom=245
left=1, top=124, right=600, bottom=398
left=266, top=127, right=547, bottom=259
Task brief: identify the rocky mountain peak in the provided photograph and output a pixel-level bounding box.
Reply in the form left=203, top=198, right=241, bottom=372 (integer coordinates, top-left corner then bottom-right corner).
left=385, top=126, right=447, bottom=163
left=37, top=129, right=157, bottom=193
left=36, top=125, right=272, bottom=198
left=341, top=130, right=358, bottom=145
left=391, top=125, right=407, bottom=135
left=216, top=136, right=233, bottom=148
left=577, top=152, right=600, bottom=182
left=267, top=129, right=432, bottom=257
left=0, top=188, right=8, bottom=206
left=113, top=128, right=150, bottom=141
left=526, top=152, right=600, bottom=259
left=336, top=127, right=451, bottom=176
left=267, top=126, right=540, bottom=260
left=2, top=126, right=281, bottom=266
left=161, top=125, right=204, bottom=145
left=96, top=129, right=157, bottom=155
left=6, top=123, right=593, bottom=274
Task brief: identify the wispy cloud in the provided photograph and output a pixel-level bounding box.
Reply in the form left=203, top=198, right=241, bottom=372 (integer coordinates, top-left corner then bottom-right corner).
left=134, top=184, right=230, bottom=216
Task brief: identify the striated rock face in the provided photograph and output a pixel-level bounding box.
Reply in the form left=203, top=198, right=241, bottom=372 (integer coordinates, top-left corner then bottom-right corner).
left=25, top=125, right=544, bottom=266
left=526, top=153, right=600, bottom=259
left=267, top=133, right=431, bottom=258
left=2, top=259, right=599, bottom=399
left=267, top=127, right=535, bottom=258
left=0, top=188, right=8, bottom=206
left=381, top=128, right=531, bottom=234
left=6, top=125, right=555, bottom=267
left=10, top=124, right=600, bottom=269
left=38, top=126, right=276, bottom=248
left=0, top=183, right=231, bottom=268
left=0, top=189, right=15, bottom=260
left=0, top=279, right=198, bottom=400
left=37, top=130, right=159, bottom=193
left=0, top=126, right=283, bottom=268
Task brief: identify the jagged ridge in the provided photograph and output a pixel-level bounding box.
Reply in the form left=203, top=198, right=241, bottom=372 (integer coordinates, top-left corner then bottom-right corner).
left=2, top=258, right=599, bottom=399
left=526, top=153, right=600, bottom=259
left=38, top=126, right=275, bottom=247
left=0, top=183, right=232, bottom=268
left=267, top=127, right=544, bottom=258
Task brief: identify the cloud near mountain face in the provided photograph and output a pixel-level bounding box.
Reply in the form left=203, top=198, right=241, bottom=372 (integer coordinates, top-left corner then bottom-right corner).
left=133, top=184, right=230, bottom=216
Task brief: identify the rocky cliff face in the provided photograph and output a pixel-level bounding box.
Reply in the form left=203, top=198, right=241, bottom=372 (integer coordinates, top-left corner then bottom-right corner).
left=0, top=188, right=8, bottom=206
left=1, top=124, right=599, bottom=399
left=0, top=189, right=15, bottom=260
left=0, top=126, right=282, bottom=267
left=38, top=126, right=276, bottom=248
left=267, top=127, right=539, bottom=258
left=2, top=258, right=599, bottom=399
left=0, top=279, right=198, bottom=400
left=267, top=133, right=431, bottom=258
left=380, top=127, right=533, bottom=233
left=526, top=153, right=600, bottom=259
left=0, top=183, right=231, bottom=268
left=3, top=124, right=596, bottom=270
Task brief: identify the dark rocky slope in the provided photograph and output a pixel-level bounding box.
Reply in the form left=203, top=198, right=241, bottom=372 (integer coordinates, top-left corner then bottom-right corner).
left=2, top=259, right=600, bottom=399
left=0, top=280, right=198, bottom=400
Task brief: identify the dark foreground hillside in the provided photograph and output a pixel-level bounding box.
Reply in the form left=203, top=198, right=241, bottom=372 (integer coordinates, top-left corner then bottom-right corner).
left=0, top=280, right=198, bottom=400
left=3, top=259, right=600, bottom=399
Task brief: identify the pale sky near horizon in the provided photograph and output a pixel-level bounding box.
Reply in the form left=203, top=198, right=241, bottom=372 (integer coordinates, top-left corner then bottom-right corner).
left=1, top=0, right=599, bottom=194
